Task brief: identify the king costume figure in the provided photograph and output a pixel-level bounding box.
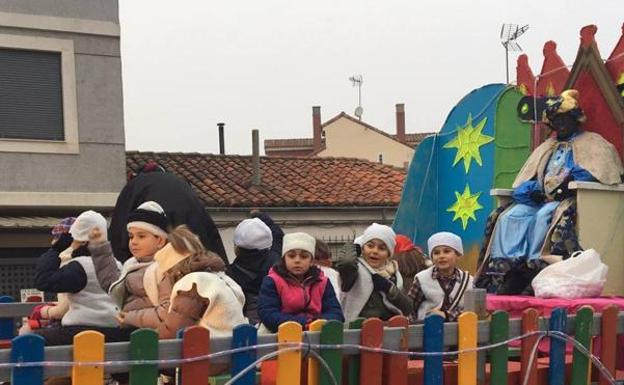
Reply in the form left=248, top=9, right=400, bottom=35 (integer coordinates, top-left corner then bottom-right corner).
left=477, top=89, right=623, bottom=294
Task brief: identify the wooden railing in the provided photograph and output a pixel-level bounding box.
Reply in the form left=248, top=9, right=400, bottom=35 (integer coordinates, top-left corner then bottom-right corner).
left=1, top=301, right=622, bottom=385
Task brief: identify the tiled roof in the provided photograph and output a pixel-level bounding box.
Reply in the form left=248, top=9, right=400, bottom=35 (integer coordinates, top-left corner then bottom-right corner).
left=126, top=151, right=406, bottom=208
left=403, top=132, right=432, bottom=147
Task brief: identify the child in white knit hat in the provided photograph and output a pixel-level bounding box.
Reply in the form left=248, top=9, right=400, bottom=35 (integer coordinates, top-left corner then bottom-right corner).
left=409, top=231, right=473, bottom=322
left=257, top=232, right=344, bottom=333
left=33, top=210, right=125, bottom=345
left=90, top=201, right=170, bottom=329
left=337, top=223, right=414, bottom=322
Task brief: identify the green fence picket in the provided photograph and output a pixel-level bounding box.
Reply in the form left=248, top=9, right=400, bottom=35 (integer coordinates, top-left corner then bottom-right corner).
left=319, top=320, right=343, bottom=385
left=129, top=328, right=159, bottom=385
left=489, top=310, right=509, bottom=385
left=347, top=318, right=364, bottom=385
left=571, top=306, right=594, bottom=385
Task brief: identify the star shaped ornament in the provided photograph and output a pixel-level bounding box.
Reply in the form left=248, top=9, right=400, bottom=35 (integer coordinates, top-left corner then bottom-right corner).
left=446, top=185, right=483, bottom=230
left=443, top=114, right=494, bottom=173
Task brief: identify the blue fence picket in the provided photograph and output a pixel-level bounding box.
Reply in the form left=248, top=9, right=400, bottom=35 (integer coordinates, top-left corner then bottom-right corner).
left=423, top=314, right=444, bottom=385
left=10, top=334, right=45, bottom=385
left=548, top=308, right=567, bottom=385
left=231, top=324, right=258, bottom=385
left=0, top=296, right=15, bottom=340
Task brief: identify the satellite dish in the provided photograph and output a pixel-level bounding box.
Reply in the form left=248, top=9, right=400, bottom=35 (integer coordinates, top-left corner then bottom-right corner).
left=354, top=106, right=363, bottom=119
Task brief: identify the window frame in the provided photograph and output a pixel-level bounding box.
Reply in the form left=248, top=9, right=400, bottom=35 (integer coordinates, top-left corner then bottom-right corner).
left=0, top=34, right=78, bottom=154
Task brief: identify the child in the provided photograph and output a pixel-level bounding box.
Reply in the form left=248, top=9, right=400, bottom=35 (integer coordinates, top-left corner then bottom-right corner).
left=393, top=234, right=430, bottom=295
left=19, top=218, right=76, bottom=335
left=338, top=223, right=413, bottom=322
left=91, top=201, right=169, bottom=330
left=33, top=210, right=124, bottom=345
left=257, top=232, right=344, bottom=333
left=226, top=217, right=278, bottom=324
left=314, top=239, right=342, bottom=305
left=409, top=232, right=473, bottom=322
left=156, top=225, right=247, bottom=339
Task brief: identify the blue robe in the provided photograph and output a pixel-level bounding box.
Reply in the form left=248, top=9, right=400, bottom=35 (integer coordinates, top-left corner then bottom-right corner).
left=489, top=135, right=595, bottom=262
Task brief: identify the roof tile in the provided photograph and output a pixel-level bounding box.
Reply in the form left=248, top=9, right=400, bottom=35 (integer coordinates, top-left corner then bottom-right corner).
left=126, top=152, right=406, bottom=208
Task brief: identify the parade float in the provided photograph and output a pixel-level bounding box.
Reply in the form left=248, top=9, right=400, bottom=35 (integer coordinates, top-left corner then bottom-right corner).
left=1, top=23, right=624, bottom=385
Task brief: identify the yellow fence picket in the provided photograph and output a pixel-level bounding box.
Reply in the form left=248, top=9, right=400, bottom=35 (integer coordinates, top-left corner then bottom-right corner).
left=307, top=319, right=326, bottom=385
left=458, top=312, right=477, bottom=385
left=277, top=321, right=303, bottom=385
left=72, top=330, right=105, bottom=385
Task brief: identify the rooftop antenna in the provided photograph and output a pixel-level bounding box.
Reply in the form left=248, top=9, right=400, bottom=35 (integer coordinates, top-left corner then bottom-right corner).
left=349, top=74, right=364, bottom=120
left=500, top=24, right=529, bottom=84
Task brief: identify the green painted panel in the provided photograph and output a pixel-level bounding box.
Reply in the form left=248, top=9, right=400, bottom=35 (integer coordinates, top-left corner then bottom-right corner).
left=494, top=87, right=532, bottom=188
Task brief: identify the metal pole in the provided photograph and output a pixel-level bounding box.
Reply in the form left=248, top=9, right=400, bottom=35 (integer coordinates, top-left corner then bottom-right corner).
left=505, top=45, right=509, bottom=84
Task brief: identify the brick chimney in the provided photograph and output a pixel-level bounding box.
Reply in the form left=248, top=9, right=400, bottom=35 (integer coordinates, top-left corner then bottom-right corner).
left=395, top=103, right=406, bottom=142
left=312, top=106, right=322, bottom=152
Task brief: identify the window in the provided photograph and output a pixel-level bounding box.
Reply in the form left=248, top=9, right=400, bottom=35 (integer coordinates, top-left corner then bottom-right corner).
left=0, top=48, right=64, bottom=141
left=0, top=34, right=78, bottom=154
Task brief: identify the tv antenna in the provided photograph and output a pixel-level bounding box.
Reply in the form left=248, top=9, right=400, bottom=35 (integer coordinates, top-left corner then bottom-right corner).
left=349, top=75, right=364, bottom=120
left=500, top=24, right=529, bottom=84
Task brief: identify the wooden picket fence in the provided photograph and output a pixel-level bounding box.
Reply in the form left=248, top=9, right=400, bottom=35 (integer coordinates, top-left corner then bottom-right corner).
left=0, top=303, right=623, bottom=385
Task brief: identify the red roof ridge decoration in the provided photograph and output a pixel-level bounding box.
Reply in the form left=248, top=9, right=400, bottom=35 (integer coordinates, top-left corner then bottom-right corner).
left=606, top=22, right=624, bottom=85
left=517, top=23, right=624, bottom=159
left=580, top=24, right=598, bottom=48
left=537, top=41, right=569, bottom=97
left=126, top=151, right=406, bottom=208
left=516, top=54, right=535, bottom=95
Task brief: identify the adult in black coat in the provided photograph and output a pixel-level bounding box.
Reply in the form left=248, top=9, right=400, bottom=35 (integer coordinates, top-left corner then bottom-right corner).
left=226, top=211, right=283, bottom=324
left=109, top=170, right=227, bottom=265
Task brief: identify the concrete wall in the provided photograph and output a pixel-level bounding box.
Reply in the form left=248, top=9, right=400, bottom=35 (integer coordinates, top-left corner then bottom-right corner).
left=0, top=0, right=118, bottom=22
left=317, top=117, right=414, bottom=168
left=0, top=1, right=125, bottom=195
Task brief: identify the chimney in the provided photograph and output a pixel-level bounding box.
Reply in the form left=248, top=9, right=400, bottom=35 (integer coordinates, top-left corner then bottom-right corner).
left=217, top=122, right=225, bottom=155
left=312, top=106, right=322, bottom=152
left=395, top=103, right=406, bottom=142
left=251, top=129, right=261, bottom=186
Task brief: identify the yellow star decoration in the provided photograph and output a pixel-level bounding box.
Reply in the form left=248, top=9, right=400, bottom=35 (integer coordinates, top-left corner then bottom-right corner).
left=446, top=185, right=483, bottom=230
left=443, top=114, right=494, bottom=173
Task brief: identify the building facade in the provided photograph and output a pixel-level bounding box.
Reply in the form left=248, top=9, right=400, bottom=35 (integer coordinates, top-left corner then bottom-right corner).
left=0, top=1, right=125, bottom=298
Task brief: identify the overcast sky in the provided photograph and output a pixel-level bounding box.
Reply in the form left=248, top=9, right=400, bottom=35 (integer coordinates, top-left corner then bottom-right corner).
left=119, top=0, right=623, bottom=155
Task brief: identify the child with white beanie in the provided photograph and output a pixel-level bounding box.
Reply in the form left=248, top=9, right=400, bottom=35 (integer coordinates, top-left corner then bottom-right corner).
left=409, top=231, right=473, bottom=322
left=337, top=223, right=413, bottom=322
left=91, top=201, right=170, bottom=330
left=257, top=232, right=344, bottom=333
left=33, top=210, right=126, bottom=345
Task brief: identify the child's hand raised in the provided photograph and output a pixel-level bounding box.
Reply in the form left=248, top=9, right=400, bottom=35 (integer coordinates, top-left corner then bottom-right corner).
left=88, top=227, right=107, bottom=244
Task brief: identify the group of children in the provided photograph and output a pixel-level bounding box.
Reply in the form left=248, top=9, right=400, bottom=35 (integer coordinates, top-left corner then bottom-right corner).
left=26, top=201, right=474, bottom=349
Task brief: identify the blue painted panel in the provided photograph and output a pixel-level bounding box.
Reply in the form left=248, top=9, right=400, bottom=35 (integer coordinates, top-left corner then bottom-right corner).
left=548, top=308, right=567, bottom=385
left=394, top=84, right=507, bottom=262
left=423, top=314, right=444, bottom=385
left=231, top=324, right=258, bottom=385
left=0, top=296, right=15, bottom=340
left=11, top=334, right=45, bottom=385
left=393, top=135, right=438, bottom=248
